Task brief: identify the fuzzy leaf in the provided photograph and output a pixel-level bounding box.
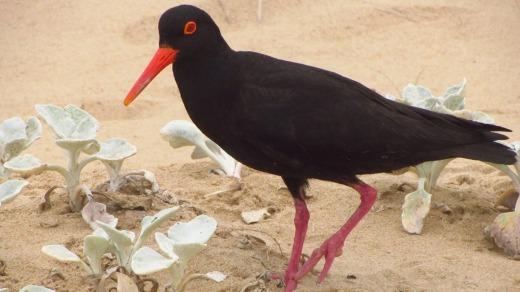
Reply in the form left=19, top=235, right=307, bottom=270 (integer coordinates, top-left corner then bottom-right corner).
left=35, top=104, right=98, bottom=140
left=414, top=160, right=452, bottom=192
left=84, top=235, right=110, bottom=275
left=97, top=221, right=135, bottom=246
left=41, top=245, right=82, bottom=262
left=0, top=179, right=28, bottom=206
left=4, top=154, right=46, bottom=176
left=167, top=214, right=217, bottom=244
left=160, top=120, right=204, bottom=149
left=55, top=139, right=97, bottom=153
left=138, top=206, right=182, bottom=242
left=131, top=247, right=177, bottom=275
left=18, top=285, right=55, bottom=292
left=401, top=178, right=432, bottom=234
left=94, top=138, right=137, bottom=161
left=0, top=117, right=27, bottom=145
left=0, top=117, right=41, bottom=168
left=2, top=139, right=26, bottom=163
left=463, top=110, right=495, bottom=124
left=160, top=120, right=238, bottom=176
left=25, top=117, right=42, bottom=147
left=170, top=242, right=207, bottom=265
left=402, top=79, right=467, bottom=112
left=64, top=104, right=98, bottom=139
left=205, top=140, right=236, bottom=175
left=442, top=94, right=465, bottom=111
left=442, top=78, right=466, bottom=111
left=96, top=221, right=135, bottom=269
left=82, top=140, right=101, bottom=155
left=191, top=146, right=208, bottom=159
left=134, top=206, right=182, bottom=253
left=155, top=232, right=179, bottom=259
left=443, top=78, right=466, bottom=97
left=402, top=84, right=436, bottom=109
left=142, top=170, right=159, bottom=193
left=91, top=218, right=118, bottom=240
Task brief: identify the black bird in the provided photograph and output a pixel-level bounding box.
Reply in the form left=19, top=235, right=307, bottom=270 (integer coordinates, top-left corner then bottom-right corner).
left=124, top=5, right=516, bottom=291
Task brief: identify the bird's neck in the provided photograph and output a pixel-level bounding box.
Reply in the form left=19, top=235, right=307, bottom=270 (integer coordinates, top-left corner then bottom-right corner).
left=173, top=49, right=239, bottom=136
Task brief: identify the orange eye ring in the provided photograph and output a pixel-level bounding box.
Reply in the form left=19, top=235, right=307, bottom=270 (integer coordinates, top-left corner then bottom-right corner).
left=184, top=21, right=197, bottom=35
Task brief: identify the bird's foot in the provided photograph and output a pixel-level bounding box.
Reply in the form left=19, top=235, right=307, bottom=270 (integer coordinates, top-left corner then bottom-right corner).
left=284, top=278, right=298, bottom=292
left=283, top=261, right=299, bottom=292
left=294, top=236, right=344, bottom=284
left=282, top=237, right=344, bottom=291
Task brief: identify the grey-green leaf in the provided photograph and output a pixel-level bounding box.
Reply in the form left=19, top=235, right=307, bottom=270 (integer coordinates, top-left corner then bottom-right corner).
left=0, top=179, right=29, bottom=206
left=4, top=154, right=46, bottom=176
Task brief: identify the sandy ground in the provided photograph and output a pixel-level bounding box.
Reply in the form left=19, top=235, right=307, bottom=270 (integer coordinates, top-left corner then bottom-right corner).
left=1, top=0, right=520, bottom=291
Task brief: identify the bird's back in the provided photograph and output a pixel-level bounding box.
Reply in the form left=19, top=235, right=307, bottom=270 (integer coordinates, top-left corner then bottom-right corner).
left=198, top=51, right=515, bottom=180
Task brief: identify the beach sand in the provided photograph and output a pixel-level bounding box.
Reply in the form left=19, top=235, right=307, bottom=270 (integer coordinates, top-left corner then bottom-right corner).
left=1, top=0, right=519, bottom=290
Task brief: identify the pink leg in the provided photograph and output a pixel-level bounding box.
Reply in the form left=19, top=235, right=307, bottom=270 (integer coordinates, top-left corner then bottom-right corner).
left=293, top=180, right=377, bottom=283
left=284, top=198, right=310, bottom=292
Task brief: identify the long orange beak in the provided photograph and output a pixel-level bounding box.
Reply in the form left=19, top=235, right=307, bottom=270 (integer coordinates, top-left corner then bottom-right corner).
left=124, top=47, right=178, bottom=106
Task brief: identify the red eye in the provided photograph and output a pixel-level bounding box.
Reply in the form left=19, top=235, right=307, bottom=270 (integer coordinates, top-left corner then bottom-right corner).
left=184, top=21, right=197, bottom=35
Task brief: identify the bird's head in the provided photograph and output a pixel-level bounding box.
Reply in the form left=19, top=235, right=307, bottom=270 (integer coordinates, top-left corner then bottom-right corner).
left=124, top=5, right=226, bottom=106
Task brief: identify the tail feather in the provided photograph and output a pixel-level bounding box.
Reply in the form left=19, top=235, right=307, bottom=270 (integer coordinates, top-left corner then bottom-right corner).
left=456, top=142, right=517, bottom=164
left=411, top=141, right=517, bottom=165
left=412, top=108, right=516, bottom=165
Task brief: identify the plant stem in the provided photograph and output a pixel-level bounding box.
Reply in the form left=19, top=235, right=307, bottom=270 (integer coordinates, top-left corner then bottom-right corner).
left=76, top=155, right=98, bottom=177
left=177, top=273, right=214, bottom=292
left=46, top=164, right=75, bottom=186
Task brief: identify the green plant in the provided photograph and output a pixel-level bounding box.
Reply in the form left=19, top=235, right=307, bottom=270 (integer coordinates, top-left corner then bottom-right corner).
left=160, top=120, right=242, bottom=178
left=0, top=116, right=40, bottom=208
left=4, top=105, right=158, bottom=222
left=0, top=116, right=42, bottom=177
left=387, top=79, right=517, bottom=234
left=42, top=207, right=181, bottom=291
left=131, top=214, right=226, bottom=291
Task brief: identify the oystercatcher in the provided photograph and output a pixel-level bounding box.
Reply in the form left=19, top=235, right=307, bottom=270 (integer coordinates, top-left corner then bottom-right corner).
left=124, top=5, right=516, bottom=291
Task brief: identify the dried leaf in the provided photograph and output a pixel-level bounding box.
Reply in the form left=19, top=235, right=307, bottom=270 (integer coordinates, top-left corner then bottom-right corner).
left=495, top=188, right=519, bottom=211
left=82, top=199, right=117, bottom=230
left=241, top=207, right=276, bottom=224
left=205, top=271, right=227, bottom=282
left=116, top=272, right=139, bottom=292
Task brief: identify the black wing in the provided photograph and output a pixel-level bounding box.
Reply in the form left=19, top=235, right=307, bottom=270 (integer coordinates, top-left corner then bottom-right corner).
left=225, top=52, right=513, bottom=178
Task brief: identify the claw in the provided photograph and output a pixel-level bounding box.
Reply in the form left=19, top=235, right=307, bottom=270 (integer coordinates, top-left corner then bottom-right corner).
left=294, top=237, right=345, bottom=283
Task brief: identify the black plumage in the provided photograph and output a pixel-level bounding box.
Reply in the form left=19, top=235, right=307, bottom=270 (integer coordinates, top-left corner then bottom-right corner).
left=124, top=5, right=516, bottom=291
